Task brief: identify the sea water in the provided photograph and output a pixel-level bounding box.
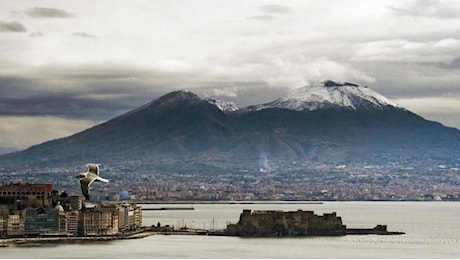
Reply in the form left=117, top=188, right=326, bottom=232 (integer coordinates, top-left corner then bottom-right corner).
left=1, top=202, right=459, bottom=258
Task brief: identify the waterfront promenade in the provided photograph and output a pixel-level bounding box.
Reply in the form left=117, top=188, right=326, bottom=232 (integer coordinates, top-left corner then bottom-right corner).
left=0, top=228, right=208, bottom=247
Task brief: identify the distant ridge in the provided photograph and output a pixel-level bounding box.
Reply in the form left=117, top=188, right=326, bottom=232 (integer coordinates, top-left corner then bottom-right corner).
left=0, top=82, right=459, bottom=173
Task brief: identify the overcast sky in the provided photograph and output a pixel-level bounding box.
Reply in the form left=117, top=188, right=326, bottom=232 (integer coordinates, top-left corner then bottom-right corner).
left=1, top=0, right=460, bottom=152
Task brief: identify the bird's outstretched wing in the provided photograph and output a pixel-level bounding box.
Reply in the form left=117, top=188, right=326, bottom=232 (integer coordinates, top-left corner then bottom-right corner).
left=86, top=164, right=100, bottom=175
left=95, top=176, right=109, bottom=183
left=79, top=177, right=95, bottom=200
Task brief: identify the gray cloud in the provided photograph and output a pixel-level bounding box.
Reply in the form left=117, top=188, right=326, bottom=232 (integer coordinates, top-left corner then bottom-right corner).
left=387, top=0, right=460, bottom=19
left=0, top=95, right=130, bottom=124
left=197, top=81, right=285, bottom=106
left=246, top=4, right=292, bottom=22
left=259, top=4, right=292, bottom=14
left=0, top=96, right=109, bottom=118
left=26, top=7, right=74, bottom=18
left=438, top=56, right=460, bottom=70
left=247, top=15, right=276, bottom=21
left=0, top=87, right=144, bottom=122
left=29, top=31, right=43, bottom=37
left=0, top=21, right=26, bottom=32
left=0, top=64, right=181, bottom=120
left=349, top=59, right=460, bottom=100
left=72, top=32, right=96, bottom=38
left=0, top=61, right=284, bottom=122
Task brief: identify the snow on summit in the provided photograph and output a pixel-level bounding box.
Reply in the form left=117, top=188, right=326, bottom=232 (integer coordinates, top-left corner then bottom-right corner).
left=206, top=98, right=240, bottom=112
left=250, top=80, right=401, bottom=112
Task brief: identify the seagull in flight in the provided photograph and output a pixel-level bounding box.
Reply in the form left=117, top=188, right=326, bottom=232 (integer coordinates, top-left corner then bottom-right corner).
left=75, top=164, right=109, bottom=200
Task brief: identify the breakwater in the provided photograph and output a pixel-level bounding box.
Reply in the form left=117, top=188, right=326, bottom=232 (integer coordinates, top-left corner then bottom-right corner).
left=142, top=206, right=194, bottom=211
left=0, top=223, right=405, bottom=247
left=0, top=229, right=190, bottom=247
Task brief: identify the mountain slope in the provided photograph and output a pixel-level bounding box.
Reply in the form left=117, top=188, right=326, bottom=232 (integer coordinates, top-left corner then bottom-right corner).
left=0, top=90, right=235, bottom=169
left=0, top=84, right=459, bottom=172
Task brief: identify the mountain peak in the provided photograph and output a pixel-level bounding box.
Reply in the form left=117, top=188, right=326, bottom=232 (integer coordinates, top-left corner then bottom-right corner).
left=205, top=98, right=240, bottom=112
left=168, top=89, right=200, bottom=100
left=323, top=80, right=359, bottom=88
left=251, top=80, right=401, bottom=112
left=153, top=90, right=242, bottom=113
left=153, top=89, right=202, bottom=107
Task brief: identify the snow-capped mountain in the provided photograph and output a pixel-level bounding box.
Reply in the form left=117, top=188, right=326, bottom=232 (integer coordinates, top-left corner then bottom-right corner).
left=206, top=98, right=240, bottom=112
left=1, top=84, right=459, bottom=173
left=248, top=80, right=401, bottom=112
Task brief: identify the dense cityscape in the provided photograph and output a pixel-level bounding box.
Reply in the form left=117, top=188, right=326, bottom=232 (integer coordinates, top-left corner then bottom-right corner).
left=0, top=183, right=143, bottom=238
left=2, top=160, right=459, bottom=202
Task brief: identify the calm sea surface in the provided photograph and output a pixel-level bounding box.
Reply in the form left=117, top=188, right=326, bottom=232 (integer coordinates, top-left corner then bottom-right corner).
left=1, top=202, right=459, bottom=258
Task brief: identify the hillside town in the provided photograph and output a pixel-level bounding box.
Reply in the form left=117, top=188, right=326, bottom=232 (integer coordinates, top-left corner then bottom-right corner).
left=1, top=160, right=459, bottom=203
left=0, top=159, right=458, bottom=239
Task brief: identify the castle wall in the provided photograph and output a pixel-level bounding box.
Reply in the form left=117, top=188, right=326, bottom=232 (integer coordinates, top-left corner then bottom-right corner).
left=229, top=209, right=346, bottom=236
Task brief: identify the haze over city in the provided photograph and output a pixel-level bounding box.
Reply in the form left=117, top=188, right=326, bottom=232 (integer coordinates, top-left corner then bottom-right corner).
left=1, top=0, right=460, bottom=153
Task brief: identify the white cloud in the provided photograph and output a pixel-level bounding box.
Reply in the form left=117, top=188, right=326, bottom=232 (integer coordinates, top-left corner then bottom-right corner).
left=206, top=87, right=239, bottom=98
left=263, top=57, right=375, bottom=89
left=387, top=0, right=460, bottom=19
left=259, top=4, right=292, bottom=14
left=352, top=38, right=460, bottom=63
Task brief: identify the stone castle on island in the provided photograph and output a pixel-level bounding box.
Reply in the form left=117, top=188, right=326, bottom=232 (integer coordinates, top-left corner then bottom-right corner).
left=219, top=209, right=403, bottom=237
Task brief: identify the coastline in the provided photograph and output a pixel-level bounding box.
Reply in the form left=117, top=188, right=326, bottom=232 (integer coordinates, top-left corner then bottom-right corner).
left=0, top=224, right=404, bottom=247
left=0, top=229, right=210, bottom=247
left=0, top=231, right=154, bottom=247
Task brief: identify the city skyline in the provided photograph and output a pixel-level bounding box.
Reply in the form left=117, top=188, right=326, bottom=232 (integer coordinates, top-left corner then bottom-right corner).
left=1, top=0, right=460, bottom=152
